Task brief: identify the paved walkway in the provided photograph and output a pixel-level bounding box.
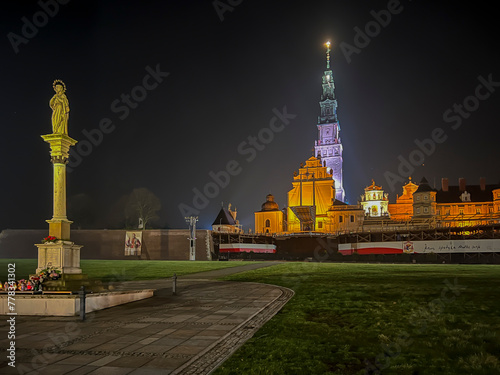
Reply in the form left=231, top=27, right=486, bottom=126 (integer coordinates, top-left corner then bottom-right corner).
left=0, top=262, right=293, bottom=374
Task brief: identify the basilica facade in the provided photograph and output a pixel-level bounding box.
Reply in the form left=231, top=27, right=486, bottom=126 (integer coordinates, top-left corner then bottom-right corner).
left=254, top=155, right=363, bottom=235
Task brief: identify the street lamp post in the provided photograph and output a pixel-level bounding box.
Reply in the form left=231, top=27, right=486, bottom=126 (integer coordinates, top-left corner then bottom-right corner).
left=185, top=216, right=198, bottom=261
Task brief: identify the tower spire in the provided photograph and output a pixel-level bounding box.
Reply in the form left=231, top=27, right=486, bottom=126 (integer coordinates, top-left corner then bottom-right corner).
left=325, top=41, right=331, bottom=69
left=314, top=40, right=345, bottom=202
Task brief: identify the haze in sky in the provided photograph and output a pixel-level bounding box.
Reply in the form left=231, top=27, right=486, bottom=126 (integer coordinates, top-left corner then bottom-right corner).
left=1, top=0, right=499, bottom=230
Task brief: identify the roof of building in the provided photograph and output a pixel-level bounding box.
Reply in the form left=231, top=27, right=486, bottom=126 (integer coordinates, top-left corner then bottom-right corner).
left=212, top=207, right=236, bottom=226
left=415, top=177, right=437, bottom=193
left=260, top=194, right=280, bottom=211
left=437, top=184, right=500, bottom=203
left=329, top=199, right=364, bottom=211
left=365, top=179, right=382, bottom=191
left=331, top=199, right=347, bottom=206
left=401, top=177, right=419, bottom=196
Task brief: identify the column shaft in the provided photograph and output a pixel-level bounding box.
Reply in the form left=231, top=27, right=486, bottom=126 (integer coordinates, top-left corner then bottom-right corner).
left=53, top=162, right=67, bottom=220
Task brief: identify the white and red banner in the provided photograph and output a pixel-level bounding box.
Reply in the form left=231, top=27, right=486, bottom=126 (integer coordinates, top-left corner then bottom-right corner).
left=339, top=239, right=500, bottom=255
left=219, top=243, right=276, bottom=254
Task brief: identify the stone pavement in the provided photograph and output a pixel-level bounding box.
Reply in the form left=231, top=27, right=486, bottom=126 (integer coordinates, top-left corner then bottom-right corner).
left=0, top=262, right=293, bottom=374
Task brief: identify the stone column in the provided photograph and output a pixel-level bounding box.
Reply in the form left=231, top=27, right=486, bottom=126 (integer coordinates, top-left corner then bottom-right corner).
left=36, top=133, right=82, bottom=274
left=41, top=133, right=76, bottom=239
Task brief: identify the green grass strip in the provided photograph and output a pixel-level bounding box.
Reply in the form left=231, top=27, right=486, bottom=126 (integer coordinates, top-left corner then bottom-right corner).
left=214, top=263, right=500, bottom=375
left=0, top=259, right=260, bottom=282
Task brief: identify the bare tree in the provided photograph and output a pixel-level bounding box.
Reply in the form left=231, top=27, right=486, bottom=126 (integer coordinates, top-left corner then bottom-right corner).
left=125, top=188, right=161, bottom=230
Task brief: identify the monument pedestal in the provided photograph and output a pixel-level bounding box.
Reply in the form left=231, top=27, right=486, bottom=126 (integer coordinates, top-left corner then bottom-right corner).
left=36, top=241, right=83, bottom=274
left=42, top=273, right=104, bottom=292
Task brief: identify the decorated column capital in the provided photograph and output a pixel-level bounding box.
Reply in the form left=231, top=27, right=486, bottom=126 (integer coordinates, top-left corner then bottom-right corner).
left=41, top=133, right=77, bottom=162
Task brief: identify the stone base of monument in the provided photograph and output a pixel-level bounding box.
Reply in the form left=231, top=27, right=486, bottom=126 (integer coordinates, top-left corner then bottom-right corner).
left=0, top=289, right=154, bottom=316
left=35, top=241, right=83, bottom=275
left=38, top=273, right=105, bottom=292
left=34, top=240, right=104, bottom=292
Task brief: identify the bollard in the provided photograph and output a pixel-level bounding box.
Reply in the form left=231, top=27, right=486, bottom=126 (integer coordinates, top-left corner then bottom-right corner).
left=79, top=285, right=86, bottom=321
left=173, top=273, right=177, bottom=295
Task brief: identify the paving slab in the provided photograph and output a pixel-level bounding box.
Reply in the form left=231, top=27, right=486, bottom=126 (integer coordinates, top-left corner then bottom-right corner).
left=0, top=262, right=293, bottom=374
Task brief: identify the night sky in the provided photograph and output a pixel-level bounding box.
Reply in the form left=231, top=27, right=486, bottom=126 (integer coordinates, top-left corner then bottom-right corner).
left=2, top=1, right=499, bottom=231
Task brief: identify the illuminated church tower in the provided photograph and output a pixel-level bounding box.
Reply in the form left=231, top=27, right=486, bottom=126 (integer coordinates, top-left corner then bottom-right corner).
left=314, top=41, right=345, bottom=202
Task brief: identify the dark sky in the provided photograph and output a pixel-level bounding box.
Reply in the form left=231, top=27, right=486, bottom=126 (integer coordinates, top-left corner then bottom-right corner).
left=2, top=0, right=499, bottom=230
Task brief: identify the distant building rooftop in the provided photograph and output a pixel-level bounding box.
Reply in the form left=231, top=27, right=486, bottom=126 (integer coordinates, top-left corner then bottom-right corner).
left=212, top=207, right=236, bottom=226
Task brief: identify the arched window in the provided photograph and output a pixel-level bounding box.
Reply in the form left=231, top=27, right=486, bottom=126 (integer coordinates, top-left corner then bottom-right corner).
left=265, top=219, right=271, bottom=227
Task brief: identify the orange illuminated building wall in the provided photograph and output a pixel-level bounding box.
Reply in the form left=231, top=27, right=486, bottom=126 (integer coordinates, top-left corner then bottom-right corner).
left=388, top=178, right=419, bottom=221
left=388, top=177, right=500, bottom=227
left=434, top=178, right=500, bottom=227
left=254, top=194, right=284, bottom=235
left=255, top=156, right=364, bottom=235
left=286, top=157, right=335, bottom=232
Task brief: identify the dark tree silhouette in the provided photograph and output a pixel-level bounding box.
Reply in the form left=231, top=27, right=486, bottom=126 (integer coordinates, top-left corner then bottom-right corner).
left=125, top=188, right=161, bottom=230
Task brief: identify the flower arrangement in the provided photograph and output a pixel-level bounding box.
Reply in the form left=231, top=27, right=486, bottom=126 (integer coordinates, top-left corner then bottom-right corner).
left=42, top=235, right=58, bottom=243
left=1, top=278, right=43, bottom=292
left=0, top=266, right=62, bottom=293
left=37, top=266, right=61, bottom=281
left=28, top=276, right=43, bottom=291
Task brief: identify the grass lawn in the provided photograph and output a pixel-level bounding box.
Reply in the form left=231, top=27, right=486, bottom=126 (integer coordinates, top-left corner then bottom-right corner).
left=0, top=259, right=260, bottom=282
left=214, top=263, right=500, bottom=375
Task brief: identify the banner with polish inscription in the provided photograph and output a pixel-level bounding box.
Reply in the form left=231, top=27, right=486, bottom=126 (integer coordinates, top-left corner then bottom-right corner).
left=339, top=239, right=500, bottom=255
left=412, top=239, right=499, bottom=254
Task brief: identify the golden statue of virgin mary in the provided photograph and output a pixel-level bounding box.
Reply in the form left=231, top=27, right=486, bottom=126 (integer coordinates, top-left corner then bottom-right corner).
left=49, top=79, right=70, bottom=135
